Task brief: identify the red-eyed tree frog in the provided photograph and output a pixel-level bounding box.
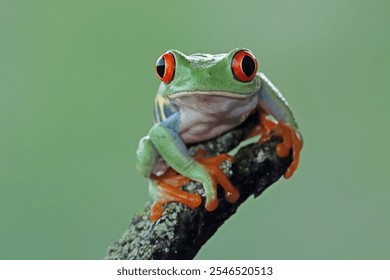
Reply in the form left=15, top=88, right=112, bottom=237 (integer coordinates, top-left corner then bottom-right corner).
left=136, top=49, right=303, bottom=221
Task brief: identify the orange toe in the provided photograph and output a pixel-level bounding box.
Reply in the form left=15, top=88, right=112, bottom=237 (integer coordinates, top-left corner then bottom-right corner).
left=248, top=111, right=303, bottom=179
left=269, top=121, right=302, bottom=178
left=150, top=168, right=202, bottom=221
left=194, top=149, right=240, bottom=211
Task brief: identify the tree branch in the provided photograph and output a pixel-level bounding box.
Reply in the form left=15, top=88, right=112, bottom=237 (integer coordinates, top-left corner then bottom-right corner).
left=105, top=113, right=292, bottom=260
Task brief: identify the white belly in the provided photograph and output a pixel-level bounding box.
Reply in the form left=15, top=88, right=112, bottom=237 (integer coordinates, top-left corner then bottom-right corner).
left=174, top=94, right=259, bottom=144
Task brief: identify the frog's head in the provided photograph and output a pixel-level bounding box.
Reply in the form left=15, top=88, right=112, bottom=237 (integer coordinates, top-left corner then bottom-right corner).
left=155, top=48, right=261, bottom=99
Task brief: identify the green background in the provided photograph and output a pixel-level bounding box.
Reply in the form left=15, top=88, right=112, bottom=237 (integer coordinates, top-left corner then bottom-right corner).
left=1, top=0, right=389, bottom=259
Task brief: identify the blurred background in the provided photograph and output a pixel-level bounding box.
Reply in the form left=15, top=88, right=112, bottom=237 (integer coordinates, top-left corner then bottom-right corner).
left=1, top=0, right=389, bottom=259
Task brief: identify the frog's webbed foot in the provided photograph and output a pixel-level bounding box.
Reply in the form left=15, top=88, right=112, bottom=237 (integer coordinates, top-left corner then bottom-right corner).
left=248, top=111, right=303, bottom=178
left=193, top=149, right=240, bottom=212
left=150, top=169, right=202, bottom=221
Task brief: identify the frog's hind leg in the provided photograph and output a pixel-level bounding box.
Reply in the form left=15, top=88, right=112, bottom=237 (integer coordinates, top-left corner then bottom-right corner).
left=149, top=169, right=202, bottom=221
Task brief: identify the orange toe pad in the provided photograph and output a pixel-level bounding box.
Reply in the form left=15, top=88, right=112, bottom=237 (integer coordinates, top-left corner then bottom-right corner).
left=194, top=149, right=240, bottom=212
left=249, top=112, right=303, bottom=178
left=150, top=169, right=202, bottom=221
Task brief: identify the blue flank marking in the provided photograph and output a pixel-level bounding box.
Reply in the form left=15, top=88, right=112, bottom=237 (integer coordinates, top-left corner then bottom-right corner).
left=163, top=103, right=175, bottom=120
left=160, top=111, right=181, bottom=134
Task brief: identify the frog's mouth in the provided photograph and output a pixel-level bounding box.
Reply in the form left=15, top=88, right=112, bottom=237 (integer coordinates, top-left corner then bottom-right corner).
left=169, top=90, right=255, bottom=99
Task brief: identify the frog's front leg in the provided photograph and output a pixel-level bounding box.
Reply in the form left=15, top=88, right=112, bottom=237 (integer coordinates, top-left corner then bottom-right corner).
left=149, top=112, right=239, bottom=216
left=253, top=73, right=303, bottom=178
left=136, top=135, right=201, bottom=221
left=135, top=136, right=159, bottom=178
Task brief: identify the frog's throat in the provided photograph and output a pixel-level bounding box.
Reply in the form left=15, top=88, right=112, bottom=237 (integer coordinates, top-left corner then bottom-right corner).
left=168, top=90, right=255, bottom=99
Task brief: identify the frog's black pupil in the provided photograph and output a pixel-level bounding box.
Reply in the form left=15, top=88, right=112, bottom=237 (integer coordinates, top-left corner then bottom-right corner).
left=156, top=57, right=166, bottom=78
left=242, top=55, right=255, bottom=77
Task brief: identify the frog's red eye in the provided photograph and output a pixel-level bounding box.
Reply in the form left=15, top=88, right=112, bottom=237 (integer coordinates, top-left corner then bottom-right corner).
left=155, top=52, right=175, bottom=84
left=231, top=50, right=258, bottom=82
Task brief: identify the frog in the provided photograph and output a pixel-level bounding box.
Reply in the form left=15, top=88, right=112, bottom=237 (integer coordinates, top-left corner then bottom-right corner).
left=135, top=48, right=303, bottom=221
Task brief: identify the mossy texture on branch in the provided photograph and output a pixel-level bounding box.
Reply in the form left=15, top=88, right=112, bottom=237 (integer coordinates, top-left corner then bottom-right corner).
left=105, top=114, right=292, bottom=260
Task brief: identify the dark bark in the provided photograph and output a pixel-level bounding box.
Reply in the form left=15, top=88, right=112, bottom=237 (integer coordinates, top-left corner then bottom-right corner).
left=105, top=114, right=292, bottom=260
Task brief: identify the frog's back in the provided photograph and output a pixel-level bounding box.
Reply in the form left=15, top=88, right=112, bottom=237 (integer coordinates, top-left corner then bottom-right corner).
left=153, top=93, right=178, bottom=124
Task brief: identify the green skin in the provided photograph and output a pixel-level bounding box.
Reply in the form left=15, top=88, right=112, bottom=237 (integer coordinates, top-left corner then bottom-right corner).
left=136, top=48, right=300, bottom=209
